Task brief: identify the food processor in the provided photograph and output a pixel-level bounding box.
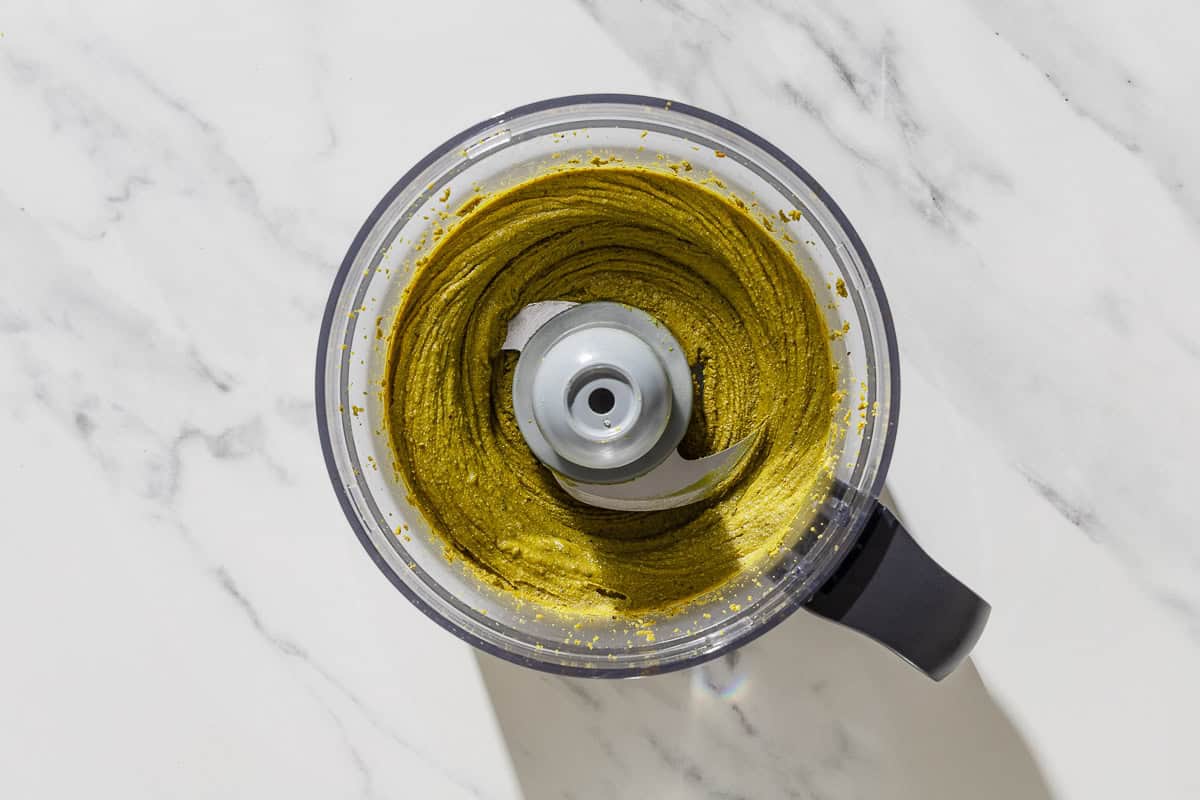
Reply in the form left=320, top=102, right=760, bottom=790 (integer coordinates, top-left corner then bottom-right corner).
left=316, top=94, right=988, bottom=680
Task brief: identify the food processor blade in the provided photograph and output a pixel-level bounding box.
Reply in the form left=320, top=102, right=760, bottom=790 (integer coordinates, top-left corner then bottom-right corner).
left=554, top=433, right=755, bottom=511
left=501, top=301, right=580, bottom=351
left=503, top=300, right=754, bottom=511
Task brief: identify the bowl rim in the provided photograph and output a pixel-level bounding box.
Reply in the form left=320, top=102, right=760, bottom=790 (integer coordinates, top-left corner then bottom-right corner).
left=315, top=93, right=901, bottom=677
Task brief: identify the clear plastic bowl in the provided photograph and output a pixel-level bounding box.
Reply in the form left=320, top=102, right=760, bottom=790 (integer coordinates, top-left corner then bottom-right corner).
left=317, top=95, right=902, bottom=677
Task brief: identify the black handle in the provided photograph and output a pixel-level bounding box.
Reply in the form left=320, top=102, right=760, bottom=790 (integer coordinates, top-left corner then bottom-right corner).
left=805, top=502, right=989, bottom=681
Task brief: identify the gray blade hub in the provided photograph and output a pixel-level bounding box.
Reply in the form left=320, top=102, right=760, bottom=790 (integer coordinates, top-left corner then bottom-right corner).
left=502, top=301, right=754, bottom=511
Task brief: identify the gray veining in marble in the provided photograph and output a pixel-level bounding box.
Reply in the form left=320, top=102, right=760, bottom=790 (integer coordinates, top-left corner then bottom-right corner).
left=4, top=0, right=1199, bottom=796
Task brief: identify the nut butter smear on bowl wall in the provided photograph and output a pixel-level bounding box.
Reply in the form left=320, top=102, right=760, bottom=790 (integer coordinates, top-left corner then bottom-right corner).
left=385, top=166, right=837, bottom=617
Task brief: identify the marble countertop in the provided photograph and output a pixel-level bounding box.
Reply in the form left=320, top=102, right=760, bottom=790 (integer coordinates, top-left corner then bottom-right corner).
left=3, top=0, right=1198, bottom=797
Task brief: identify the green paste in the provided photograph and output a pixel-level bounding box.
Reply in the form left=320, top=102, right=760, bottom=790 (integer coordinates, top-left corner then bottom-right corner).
left=386, top=167, right=836, bottom=616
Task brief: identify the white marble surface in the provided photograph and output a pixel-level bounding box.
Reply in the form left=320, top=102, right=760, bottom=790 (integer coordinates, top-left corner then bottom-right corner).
left=3, top=0, right=1199, bottom=797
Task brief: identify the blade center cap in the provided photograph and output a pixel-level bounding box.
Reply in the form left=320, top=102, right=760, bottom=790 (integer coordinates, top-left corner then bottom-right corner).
left=511, top=302, right=693, bottom=485
left=534, top=328, right=668, bottom=469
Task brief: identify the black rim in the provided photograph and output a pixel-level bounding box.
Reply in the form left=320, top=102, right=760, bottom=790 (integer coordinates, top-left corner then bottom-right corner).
left=315, top=93, right=902, bottom=678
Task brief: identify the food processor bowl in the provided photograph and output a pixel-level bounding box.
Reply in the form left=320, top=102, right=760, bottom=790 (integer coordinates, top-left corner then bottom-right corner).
left=317, top=95, right=987, bottom=679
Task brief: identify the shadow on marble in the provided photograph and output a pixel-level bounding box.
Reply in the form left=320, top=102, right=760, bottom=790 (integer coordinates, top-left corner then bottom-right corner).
left=477, top=607, right=1053, bottom=800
